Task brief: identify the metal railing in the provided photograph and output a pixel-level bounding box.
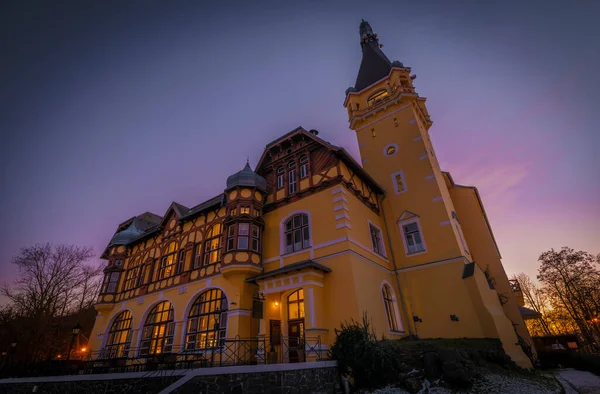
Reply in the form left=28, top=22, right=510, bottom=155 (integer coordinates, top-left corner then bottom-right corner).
left=81, top=335, right=325, bottom=375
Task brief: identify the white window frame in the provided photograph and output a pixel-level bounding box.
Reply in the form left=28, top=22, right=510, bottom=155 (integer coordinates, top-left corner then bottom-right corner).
left=288, top=169, right=297, bottom=194
left=279, top=211, right=312, bottom=256
left=276, top=167, right=285, bottom=189
left=381, top=281, right=404, bottom=333
left=299, top=155, right=309, bottom=178
left=383, top=143, right=398, bottom=157
left=391, top=170, right=407, bottom=194
left=367, top=220, right=386, bottom=257
left=399, top=217, right=427, bottom=256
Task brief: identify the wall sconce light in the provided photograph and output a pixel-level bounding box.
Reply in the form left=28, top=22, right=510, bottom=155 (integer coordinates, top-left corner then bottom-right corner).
left=412, top=316, right=422, bottom=323
left=274, top=301, right=279, bottom=307
left=450, top=314, right=459, bottom=322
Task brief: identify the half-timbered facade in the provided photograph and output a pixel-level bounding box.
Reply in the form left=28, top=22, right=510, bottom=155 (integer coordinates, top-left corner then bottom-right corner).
left=89, top=20, right=533, bottom=368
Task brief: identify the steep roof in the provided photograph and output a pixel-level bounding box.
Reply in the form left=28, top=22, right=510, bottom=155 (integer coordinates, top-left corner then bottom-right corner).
left=354, top=20, right=393, bottom=91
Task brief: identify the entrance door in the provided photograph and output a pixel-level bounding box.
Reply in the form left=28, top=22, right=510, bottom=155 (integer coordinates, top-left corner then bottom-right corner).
left=288, top=320, right=304, bottom=363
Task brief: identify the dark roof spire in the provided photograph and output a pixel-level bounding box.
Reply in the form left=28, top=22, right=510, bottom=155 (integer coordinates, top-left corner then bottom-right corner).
left=354, top=20, right=393, bottom=91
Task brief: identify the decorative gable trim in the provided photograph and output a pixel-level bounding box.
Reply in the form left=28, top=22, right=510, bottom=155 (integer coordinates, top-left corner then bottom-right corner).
left=397, top=210, right=419, bottom=222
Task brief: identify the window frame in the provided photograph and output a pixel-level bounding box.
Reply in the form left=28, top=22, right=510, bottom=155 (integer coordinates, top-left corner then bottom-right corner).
left=139, top=301, right=175, bottom=356
left=287, top=288, right=305, bottom=320
left=158, top=242, right=179, bottom=280
left=103, top=310, right=133, bottom=359
left=288, top=161, right=297, bottom=195
left=102, top=271, right=121, bottom=294
left=251, top=224, right=260, bottom=252
left=283, top=213, right=310, bottom=254
left=237, top=223, right=250, bottom=250
left=193, top=243, right=203, bottom=269
left=276, top=167, right=285, bottom=189
left=367, top=89, right=389, bottom=107
left=381, top=284, right=404, bottom=333
left=185, top=289, right=228, bottom=351
left=391, top=170, right=407, bottom=194
left=383, top=143, right=398, bottom=157
left=299, top=155, right=309, bottom=179
left=368, top=221, right=386, bottom=257
left=204, top=223, right=223, bottom=266
left=399, top=217, right=427, bottom=256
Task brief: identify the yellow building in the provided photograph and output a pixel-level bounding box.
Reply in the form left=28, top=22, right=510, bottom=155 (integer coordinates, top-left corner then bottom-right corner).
left=89, top=20, right=533, bottom=368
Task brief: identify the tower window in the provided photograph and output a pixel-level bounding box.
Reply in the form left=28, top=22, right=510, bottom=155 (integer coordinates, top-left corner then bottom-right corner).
left=369, top=223, right=386, bottom=257
left=238, top=223, right=250, bottom=250
left=276, top=167, right=285, bottom=189
left=402, top=222, right=426, bottom=255
left=384, top=144, right=398, bottom=156
left=299, top=155, right=309, bottom=178
left=391, top=170, right=407, bottom=194
left=394, top=118, right=398, bottom=127
left=371, top=129, right=376, bottom=138
left=240, top=206, right=250, bottom=215
left=367, top=90, right=389, bottom=106
left=252, top=225, right=260, bottom=252
left=226, top=225, right=235, bottom=251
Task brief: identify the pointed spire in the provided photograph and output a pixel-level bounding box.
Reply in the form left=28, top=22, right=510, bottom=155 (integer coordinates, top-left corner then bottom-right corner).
left=354, top=20, right=393, bottom=91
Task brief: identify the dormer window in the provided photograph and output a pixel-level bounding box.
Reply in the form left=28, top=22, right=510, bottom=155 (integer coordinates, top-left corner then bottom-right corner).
left=367, top=90, right=389, bottom=107
left=276, top=167, right=285, bottom=189
left=299, top=155, right=309, bottom=179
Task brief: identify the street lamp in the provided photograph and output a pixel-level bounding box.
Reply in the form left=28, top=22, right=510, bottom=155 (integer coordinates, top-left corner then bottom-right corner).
left=67, top=322, right=81, bottom=361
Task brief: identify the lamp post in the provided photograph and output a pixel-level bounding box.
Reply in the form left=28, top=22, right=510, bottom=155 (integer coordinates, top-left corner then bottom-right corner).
left=67, top=322, right=81, bottom=361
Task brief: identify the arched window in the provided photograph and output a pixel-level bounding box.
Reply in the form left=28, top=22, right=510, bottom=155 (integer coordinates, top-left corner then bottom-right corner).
left=103, top=311, right=132, bottom=358
left=140, top=301, right=175, bottom=356
left=276, top=167, right=285, bottom=189
left=299, top=155, right=309, bottom=179
left=284, top=213, right=310, bottom=253
left=367, top=89, right=389, bottom=106
left=185, top=289, right=228, bottom=350
left=288, top=161, right=297, bottom=194
left=204, top=224, right=223, bottom=266
left=158, top=242, right=179, bottom=280
left=382, top=284, right=403, bottom=332
left=288, top=289, right=305, bottom=320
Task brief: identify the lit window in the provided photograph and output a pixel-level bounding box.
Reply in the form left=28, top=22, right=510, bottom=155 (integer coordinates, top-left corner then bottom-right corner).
left=299, top=155, right=308, bottom=178
left=391, top=171, right=406, bottom=194
left=367, top=90, right=389, bottom=106
left=185, top=289, right=228, bottom=350
left=384, top=144, right=398, bottom=156
left=394, top=118, right=398, bottom=127
left=124, top=262, right=141, bottom=291
left=140, top=301, right=175, bottom=356
left=382, top=285, right=403, bottom=332
left=158, top=242, right=178, bottom=280
left=204, top=224, right=223, bottom=265
left=176, top=250, right=185, bottom=274
left=103, top=311, right=132, bottom=359
left=277, top=167, right=285, bottom=189
left=240, top=206, right=250, bottom=215
left=238, top=223, right=249, bottom=250
left=230, top=208, right=237, bottom=216
left=288, top=162, right=297, bottom=194
left=369, top=223, right=386, bottom=256
left=402, top=222, right=425, bottom=254
left=371, top=129, right=376, bottom=138
left=252, top=225, right=260, bottom=252
left=288, top=289, right=305, bottom=320
left=284, top=214, right=310, bottom=253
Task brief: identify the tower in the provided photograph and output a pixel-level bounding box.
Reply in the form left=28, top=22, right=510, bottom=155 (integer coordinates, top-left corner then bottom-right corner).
left=344, top=19, right=468, bottom=273
left=344, top=20, right=533, bottom=367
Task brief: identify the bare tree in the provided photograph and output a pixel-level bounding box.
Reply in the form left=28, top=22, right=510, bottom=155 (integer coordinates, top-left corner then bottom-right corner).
left=512, top=272, right=553, bottom=335
left=1, top=243, right=100, bottom=361
left=537, top=247, right=600, bottom=345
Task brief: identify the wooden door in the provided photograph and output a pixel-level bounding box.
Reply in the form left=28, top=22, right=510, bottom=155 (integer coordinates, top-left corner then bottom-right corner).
left=288, top=320, right=304, bottom=363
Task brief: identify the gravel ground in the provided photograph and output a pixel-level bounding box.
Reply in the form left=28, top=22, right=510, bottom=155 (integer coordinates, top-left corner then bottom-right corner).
left=365, top=371, right=563, bottom=394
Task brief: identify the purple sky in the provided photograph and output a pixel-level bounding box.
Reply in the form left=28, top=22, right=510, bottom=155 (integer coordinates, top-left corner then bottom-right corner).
left=1, top=0, right=599, bottom=299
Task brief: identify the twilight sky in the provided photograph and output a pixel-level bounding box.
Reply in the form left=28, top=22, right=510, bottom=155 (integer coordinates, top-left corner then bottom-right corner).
left=1, top=0, right=599, bottom=295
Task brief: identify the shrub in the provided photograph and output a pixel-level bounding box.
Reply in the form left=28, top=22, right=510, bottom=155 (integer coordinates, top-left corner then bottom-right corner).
left=537, top=350, right=600, bottom=376
left=329, top=313, right=400, bottom=389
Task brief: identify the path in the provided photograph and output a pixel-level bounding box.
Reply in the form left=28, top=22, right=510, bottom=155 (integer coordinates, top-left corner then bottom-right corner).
left=555, top=369, right=600, bottom=394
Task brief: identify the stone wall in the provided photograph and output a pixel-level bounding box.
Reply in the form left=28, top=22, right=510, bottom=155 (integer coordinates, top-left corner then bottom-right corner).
left=172, top=364, right=340, bottom=393
left=0, top=376, right=181, bottom=394
left=0, top=362, right=341, bottom=394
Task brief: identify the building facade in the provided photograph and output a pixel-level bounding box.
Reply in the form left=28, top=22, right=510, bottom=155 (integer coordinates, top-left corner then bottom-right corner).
left=89, top=20, right=533, bottom=368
